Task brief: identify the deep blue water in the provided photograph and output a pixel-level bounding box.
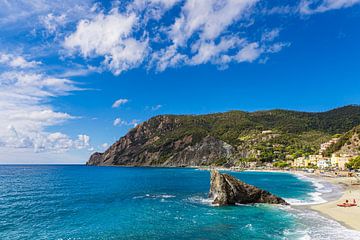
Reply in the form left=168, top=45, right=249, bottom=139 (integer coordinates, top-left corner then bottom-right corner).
left=0, top=165, right=359, bottom=240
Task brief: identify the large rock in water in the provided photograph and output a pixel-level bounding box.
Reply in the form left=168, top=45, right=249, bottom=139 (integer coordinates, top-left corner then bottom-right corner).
left=209, top=170, right=288, bottom=205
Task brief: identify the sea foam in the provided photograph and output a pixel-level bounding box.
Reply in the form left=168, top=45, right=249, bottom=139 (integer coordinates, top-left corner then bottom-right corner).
left=285, top=173, right=333, bottom=205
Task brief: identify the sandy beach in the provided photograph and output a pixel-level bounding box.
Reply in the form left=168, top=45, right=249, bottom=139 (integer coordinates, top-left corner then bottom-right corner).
left=309, top=176, right=360, bottom=231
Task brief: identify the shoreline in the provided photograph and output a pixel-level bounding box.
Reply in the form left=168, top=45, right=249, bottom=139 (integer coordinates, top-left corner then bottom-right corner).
left=242, top=169, right=360, bottom=231
left=306, top=175, right=360, bottom=231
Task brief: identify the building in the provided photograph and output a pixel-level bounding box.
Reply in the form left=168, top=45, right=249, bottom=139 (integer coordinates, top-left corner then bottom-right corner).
left=317, top=159, right=331, bottom=169
left=293, top=157, right=306, bottom=167
left=330, top=153, right=352, bottom=170
left=308, top=155, right=322, bottom=165
left=293, top=155, right=326, bottom=168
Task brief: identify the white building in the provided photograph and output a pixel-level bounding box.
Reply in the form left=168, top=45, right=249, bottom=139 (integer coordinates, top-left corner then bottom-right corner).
left=317, top=159, right=331, bottom=169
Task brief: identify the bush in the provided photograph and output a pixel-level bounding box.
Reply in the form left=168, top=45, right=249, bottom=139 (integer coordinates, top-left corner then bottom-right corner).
left=273, top=161, right=290, bottom=168
left=346, top=156, right=360, bottom=169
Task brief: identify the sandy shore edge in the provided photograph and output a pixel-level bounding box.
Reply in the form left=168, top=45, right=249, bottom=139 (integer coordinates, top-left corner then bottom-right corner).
left=241, top=169, right=360, bottom=231
left=306, top=175, right=360, bottom=231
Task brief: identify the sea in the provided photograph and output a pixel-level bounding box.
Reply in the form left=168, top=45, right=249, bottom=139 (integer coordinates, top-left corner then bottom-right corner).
left=0, top=165, right=360, bottom=240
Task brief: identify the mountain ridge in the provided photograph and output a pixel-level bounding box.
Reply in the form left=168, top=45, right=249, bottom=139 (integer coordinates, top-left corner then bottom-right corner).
left=87, top=105, right=360, bottom=167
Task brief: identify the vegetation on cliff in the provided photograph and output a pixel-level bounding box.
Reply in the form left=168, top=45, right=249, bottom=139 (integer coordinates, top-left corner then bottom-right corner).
left=88, top=105, right=360, bottom=166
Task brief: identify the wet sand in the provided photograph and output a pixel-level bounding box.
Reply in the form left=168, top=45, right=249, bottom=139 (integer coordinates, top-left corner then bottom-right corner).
left=309, top=176, right=360, bottom=231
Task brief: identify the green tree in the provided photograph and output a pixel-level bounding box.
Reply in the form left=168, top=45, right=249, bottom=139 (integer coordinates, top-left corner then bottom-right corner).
left=346, top=156, right=360, bottom=169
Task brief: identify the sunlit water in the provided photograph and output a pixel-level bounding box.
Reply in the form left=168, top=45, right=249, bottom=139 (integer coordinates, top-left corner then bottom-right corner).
left=0, top=165, right=359, bottom=239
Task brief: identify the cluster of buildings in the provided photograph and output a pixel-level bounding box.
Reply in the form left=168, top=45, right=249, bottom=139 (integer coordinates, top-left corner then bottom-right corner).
left=292, top=153, right=353, bottom=170
left=292, top=137, right=357, bottom=170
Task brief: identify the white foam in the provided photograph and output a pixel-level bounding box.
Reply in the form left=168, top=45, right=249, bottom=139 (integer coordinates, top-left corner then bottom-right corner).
left=132, top=194, right=176, bottom=200
left=284, top=207, right=360, bottom=239
left=289, top=173, right=333, bottom=205
left=187, top=196, right=216, bottom=206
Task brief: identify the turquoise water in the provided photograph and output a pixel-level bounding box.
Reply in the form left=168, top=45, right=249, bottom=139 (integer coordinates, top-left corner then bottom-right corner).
left=0, top=166, right=359, bottom=239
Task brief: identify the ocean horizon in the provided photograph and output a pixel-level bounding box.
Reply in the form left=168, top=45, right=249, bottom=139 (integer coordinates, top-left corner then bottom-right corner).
left=1, top=165, right=359, bottom=240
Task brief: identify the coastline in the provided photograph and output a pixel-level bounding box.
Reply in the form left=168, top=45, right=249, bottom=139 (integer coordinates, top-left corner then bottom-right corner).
left=308, top=175, right=360, bottom=231
left=243, top=169, right=360, bottom=231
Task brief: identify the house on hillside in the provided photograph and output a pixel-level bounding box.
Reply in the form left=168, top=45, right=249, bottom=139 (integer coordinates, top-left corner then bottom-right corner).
left=330, top=153, right=352, bottom=170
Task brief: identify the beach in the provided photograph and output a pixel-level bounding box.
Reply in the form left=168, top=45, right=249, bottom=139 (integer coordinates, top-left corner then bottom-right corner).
left=241, top=169, right=360, bottom=231
left=309, top=176, right=360, bottom=231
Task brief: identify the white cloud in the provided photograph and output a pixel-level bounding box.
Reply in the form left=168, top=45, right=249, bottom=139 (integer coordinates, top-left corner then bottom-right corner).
left=113, top=118, right=139, bottom=127
left=189, top=36, right=244, bottom=65
left=74, top=134, right=90, bottom=149
left=0, top=0, right=95, bottom=29
left=151, top=104, right=162, bottom=111
left=169, top=0, right=258, bottom=46
left=0, top=53, right=41, bottom=68
left=0, top=70, right=90, bottom=153
left=112, top=98, right=129, bottom=108
left=64, top=9, right=148, bottom=75
left=128, top=0, right=180, bottom=20
left=62, top=0, right=292, bottom=73
left=153, top=0, right=287, bottom=70
left=299, top=0, right=360, bottom=14
left=39, top=13, right=67, bottom=34
left=113, top=117, right=125, bottom=126
left=235, top=42, right=262, bottom=63
left=261, top=29, right=281, bottom=42
left=101, top=143, right=109, bottom=149
left=150, top=45, right=189, bottom=71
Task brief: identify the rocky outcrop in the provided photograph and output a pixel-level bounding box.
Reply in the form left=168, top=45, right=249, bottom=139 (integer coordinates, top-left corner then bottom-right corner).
left=87, top=115, right=236, bottom=166
left=209, top=170, right=288, bottom=205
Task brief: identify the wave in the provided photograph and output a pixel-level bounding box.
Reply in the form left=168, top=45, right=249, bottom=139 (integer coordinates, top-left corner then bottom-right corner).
left=284, top=207, right=360, bottom=239
left=132, top=194, right=176, bottom=200
left=287, top=173, right=334, bottom=205
left=187, top=196, right=216, bottom=206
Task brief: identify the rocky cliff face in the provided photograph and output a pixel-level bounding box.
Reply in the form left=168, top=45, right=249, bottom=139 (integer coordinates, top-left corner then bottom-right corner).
left=87, top=116, right=236, bottom=166
left=209, top=170, right=288, bottom=205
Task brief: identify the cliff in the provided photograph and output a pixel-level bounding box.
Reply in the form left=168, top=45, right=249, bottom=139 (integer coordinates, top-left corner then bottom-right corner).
left=209, top=170, right=288, bottom=205
left=87, top=105, right=360, bottom=167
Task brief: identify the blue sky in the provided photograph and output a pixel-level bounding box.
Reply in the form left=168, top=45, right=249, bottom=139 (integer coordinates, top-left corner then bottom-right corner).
left=0, top=0, right=360, bottom=163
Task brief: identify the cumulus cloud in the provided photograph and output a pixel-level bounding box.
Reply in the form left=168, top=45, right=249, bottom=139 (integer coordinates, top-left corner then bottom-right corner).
left=74, top=134, right=90, bottom=149
left=112, top=98, right=129, bottom=108
left=169, top=0, right=258, bottom=46
left=0, top=53, right=41, bottom=68
left=299, top=0, right=360, bottom=14
left=64, top=9, right=148, bottom=75
left=63, top=0, right=293, bottom=74
left=0, top=70, right=90, bottom=153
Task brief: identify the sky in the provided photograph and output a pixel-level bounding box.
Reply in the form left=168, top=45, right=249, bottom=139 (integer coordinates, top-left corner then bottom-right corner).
left=0, top=0, right=360, bottom=164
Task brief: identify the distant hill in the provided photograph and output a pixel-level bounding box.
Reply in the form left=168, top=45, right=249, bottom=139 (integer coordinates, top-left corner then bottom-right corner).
left=87, top=105, right=360, bottom=167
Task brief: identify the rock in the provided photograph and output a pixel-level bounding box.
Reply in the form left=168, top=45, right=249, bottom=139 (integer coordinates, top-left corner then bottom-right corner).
left=209, top=170, right=288, bottom=205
